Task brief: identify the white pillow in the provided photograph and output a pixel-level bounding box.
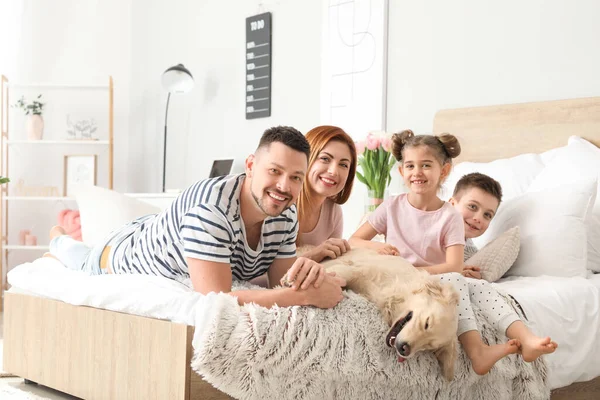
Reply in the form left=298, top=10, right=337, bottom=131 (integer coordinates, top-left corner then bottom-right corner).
left=442, top=153, right=545, bottom=202
left=465, top=227, right=520, bottom=282
left=527, top=136, right=600, bottom=271
left=472, top=182, right=596, bottom=278
left=74, top=185, right=161, bottom=246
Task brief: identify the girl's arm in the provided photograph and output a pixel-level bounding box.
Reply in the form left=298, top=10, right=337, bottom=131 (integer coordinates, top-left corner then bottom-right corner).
left=420, top=244, right=464, bottom=275
left=349, top=222, right=398, bottom=254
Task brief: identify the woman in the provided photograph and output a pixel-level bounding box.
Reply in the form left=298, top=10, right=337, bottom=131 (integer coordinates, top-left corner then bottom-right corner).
left=296, top=125, right=357, bottom=262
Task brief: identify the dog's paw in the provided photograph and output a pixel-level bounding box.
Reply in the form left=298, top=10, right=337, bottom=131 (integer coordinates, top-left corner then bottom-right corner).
left=279, top=272, right=295, bottom=288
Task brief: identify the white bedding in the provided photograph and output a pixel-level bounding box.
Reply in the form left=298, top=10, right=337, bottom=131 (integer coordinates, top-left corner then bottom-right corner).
left=495, top=275, right=600, bottom=389
left=7, top=258, right=600, bottom=390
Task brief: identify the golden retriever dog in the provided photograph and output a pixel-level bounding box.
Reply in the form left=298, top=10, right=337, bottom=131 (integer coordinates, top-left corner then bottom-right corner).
left=319, top=248, right=460, bottom=381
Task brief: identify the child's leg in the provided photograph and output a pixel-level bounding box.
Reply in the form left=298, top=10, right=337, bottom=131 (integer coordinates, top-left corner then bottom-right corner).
left=466, top=278, right=558, bottom=362
left=438, top=273, right=519, bottom=375
left=47, top=225, right=93, bottom=271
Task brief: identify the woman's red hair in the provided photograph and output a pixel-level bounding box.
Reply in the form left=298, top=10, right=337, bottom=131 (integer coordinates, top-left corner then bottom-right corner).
left=297, top=125, right=357, bottom=230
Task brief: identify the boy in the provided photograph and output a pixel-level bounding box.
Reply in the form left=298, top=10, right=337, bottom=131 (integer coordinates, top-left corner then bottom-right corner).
left=449, top=172, right=503, bottom=279
left=449, top=172, right=558, bottom=363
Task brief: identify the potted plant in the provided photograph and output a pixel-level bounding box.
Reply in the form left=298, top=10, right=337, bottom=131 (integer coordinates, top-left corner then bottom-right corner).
left=0, top=177, right=9, bottom=185
left=14, top=94, right=45, bottom=140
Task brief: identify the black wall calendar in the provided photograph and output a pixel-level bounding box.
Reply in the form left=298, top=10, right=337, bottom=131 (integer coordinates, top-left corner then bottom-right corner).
left=245, top=12, right=272, bottom=119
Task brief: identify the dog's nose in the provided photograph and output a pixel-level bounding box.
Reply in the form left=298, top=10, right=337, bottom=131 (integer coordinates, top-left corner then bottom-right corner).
left=395, top=341, right=411, bottom=357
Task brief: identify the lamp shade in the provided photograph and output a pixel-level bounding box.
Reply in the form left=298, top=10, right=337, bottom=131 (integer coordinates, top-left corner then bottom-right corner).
left=161, top=63, right=194, bottom=93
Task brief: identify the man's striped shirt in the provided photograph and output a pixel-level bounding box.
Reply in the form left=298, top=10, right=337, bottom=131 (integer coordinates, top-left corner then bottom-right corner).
left=106, top=174, right=298, bottom=281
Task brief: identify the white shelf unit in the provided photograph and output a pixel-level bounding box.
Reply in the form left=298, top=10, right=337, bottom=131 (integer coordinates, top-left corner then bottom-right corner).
left=6, top=140, right=110, bottom=145
left=3, top=196, right=76, bottom=201
left=8, top=83, right=109, bottom=90
left=0, top=75, right=114, bottom=304
left=4, top=245, right=49, bottom=250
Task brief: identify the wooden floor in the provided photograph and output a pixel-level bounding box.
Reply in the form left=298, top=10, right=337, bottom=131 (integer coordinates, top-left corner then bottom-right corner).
left=551, top=378, right=600, bottom=400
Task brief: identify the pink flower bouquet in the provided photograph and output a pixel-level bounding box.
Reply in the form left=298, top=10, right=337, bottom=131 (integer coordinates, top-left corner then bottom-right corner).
left=355, top=131, right=396, bottom=205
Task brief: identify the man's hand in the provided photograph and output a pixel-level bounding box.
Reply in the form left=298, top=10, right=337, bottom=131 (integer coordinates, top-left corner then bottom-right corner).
left=302, top=273, right=346, bottom=308
left=283, top=257, right=327, bottom=290
left=376, top=243, right=400, bottom=256
left=462, top=265, right=482, bottom=279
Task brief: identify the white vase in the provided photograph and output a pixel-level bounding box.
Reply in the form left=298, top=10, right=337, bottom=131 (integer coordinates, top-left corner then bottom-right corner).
left=26, top=114, right=44, bottom=140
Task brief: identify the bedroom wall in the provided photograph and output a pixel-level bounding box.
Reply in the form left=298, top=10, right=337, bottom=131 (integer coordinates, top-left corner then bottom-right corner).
left=127, top=0, right=323, bottom=192
left=385, top=0, right=600, bottom=134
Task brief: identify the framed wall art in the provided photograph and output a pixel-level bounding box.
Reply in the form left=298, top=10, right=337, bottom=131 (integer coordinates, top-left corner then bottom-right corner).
left=64, top=154, right=97, bottom=196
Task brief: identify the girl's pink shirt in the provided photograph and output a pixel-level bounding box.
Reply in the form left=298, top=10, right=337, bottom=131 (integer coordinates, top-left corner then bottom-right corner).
left=367, top=193, right=465, bottom=267
left=297, top=199, right=343, bottom=246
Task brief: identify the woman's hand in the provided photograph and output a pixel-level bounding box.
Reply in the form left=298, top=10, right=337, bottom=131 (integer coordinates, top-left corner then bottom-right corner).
left=376, top=243, right=400, bottom=256
left=304, top=238, right=351, bottom=262
left=462, top=265, right=482, bottom=279
left=319, top=238, right=351, bottom=260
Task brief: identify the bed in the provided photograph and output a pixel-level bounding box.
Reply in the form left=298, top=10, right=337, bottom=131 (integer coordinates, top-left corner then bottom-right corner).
left=3, top=96, right=600, bottom=399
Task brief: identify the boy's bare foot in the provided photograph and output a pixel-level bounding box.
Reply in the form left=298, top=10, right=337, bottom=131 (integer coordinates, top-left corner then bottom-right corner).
left=520, top=336, right=558, bottom=362
left=49, top=225, right=66, bottom=240
left=469, top=339, right=520, bottom=375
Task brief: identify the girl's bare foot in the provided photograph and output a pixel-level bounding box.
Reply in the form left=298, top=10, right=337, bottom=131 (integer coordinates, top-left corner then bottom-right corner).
left=520, top=336, right=558, bottom=362
left=49, top=225, right=66, bottom=240
left=468, top=339, right=520, bottom=375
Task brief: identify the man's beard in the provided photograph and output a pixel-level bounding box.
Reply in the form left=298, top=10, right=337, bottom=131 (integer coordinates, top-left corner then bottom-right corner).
left=251, top=186, right=292, bottom=217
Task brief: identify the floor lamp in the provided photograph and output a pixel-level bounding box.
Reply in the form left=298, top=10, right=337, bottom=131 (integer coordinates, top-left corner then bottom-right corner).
left=161, top=63, right=194, bottom=193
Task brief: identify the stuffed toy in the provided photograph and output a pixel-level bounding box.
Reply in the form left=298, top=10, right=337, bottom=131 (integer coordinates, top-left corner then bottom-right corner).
left=57, top=209, right=82, bottom=241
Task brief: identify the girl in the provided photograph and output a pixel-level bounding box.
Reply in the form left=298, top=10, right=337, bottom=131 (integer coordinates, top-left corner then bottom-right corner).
left=349, top=130, right=521, bottom=375
left=296, top=125, right=357, bottom=262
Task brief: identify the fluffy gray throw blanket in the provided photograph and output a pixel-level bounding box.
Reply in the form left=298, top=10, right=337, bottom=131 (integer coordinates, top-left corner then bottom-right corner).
left=191, top=282, right=549, bottom=400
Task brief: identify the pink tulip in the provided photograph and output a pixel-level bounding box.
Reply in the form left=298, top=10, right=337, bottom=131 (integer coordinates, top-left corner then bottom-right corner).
left=382, top=137, right=392, bottom=152
left=366, top=134, right=380, bottom=151
left=355, top=141, right=366, bottom=155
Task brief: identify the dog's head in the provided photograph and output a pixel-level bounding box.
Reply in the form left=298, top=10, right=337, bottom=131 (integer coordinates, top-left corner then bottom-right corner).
left=382, top=278, right=459, bottom=381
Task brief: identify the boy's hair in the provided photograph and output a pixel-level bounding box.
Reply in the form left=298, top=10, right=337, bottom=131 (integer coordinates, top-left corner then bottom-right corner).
left=256, top=126, right=310, bottom=160
left=453, top=173, right=503, bottom=204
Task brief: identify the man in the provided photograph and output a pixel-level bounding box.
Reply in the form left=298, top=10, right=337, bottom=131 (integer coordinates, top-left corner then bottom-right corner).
left=48, top=126, right=345, bottom=309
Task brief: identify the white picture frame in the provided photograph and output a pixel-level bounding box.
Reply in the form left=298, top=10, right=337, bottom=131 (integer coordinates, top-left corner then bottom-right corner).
left=64, top=154, right=97, bottom=196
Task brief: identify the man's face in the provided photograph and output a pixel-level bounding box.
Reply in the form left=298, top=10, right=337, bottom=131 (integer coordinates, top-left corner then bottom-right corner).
left=450, top=187, right=499, bottom=239
left=245, top=142, right=307, bottom=217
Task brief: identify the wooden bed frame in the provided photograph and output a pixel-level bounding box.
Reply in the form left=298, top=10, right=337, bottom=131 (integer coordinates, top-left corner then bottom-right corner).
left=4, top=96, right=600, bottom=399
left=3, top=292, right=232, bottom=400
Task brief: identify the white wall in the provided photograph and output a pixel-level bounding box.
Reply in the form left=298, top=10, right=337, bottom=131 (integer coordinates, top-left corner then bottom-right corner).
left=0, top=0, right=132, bottom=275
left=128, top=0, right=323, bottom=193
left=386, top=0, right=600, bottom=134
left=2, top=0, right=132, bottom=191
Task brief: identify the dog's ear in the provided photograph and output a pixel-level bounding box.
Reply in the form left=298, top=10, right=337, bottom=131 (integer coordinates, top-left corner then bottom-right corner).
left=439, top=282, right=459, bottom=307
left=419, top=279, right=459, bottom=307
left=434, top=339, right=457, bottom=381
left=380, top=294, right=405, bottom=326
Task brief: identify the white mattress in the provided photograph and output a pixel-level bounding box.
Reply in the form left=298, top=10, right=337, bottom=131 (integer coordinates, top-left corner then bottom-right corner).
left=495, top=274, right=600, bottom=389
left=7, top=257, right=202, bottom=327
left=7, top=258, right=600, bottom=390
